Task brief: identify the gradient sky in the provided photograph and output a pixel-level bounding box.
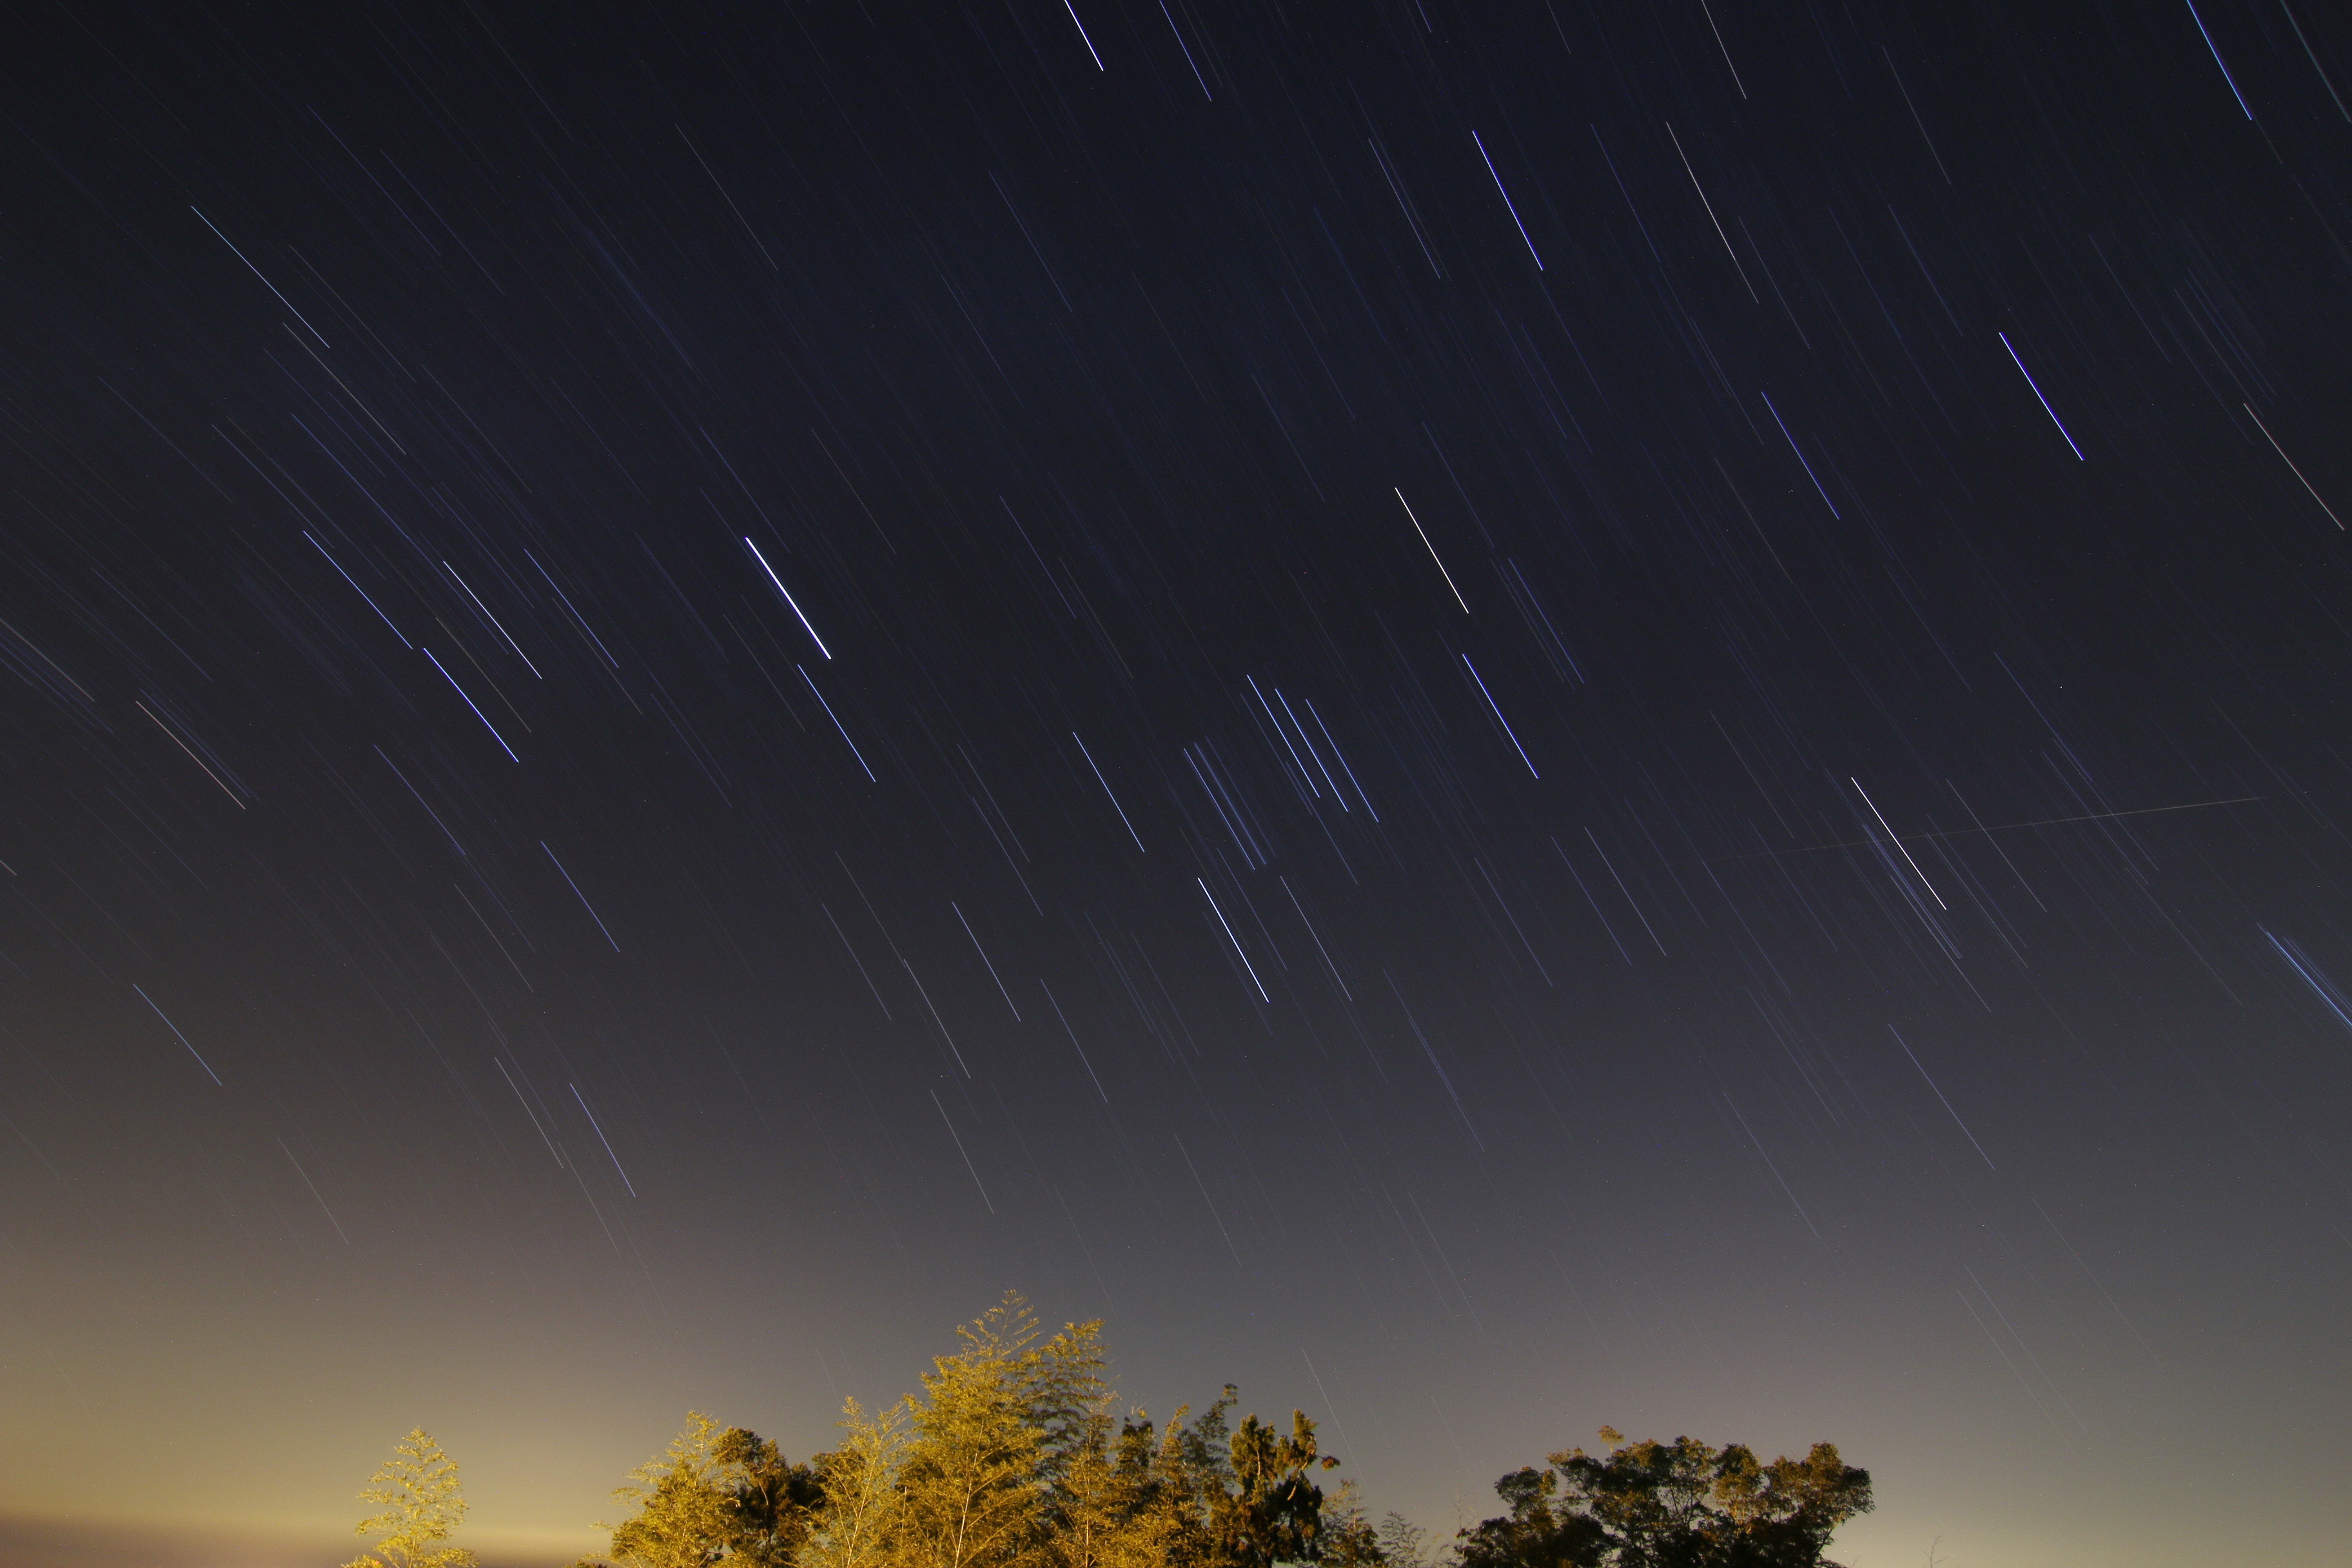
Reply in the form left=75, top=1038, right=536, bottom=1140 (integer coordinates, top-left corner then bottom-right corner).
left=1, top=3, right=2348, bottom=1565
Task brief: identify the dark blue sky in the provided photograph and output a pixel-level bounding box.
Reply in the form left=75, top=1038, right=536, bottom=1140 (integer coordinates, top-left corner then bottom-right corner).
left=1, top=3, right=2347, bottom=1564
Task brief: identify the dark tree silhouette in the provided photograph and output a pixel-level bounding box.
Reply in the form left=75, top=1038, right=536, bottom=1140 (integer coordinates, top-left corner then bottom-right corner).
left=1458, top=1429, right=1872, bottom=1568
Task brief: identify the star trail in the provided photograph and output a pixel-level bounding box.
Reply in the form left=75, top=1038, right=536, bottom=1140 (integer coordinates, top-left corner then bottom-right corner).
left=0, top=4, right=2347, bottom=1566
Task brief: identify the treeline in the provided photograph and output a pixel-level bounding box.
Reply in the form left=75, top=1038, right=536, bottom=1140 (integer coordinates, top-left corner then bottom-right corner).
left=344, top=1294, right=1871, bottom=1568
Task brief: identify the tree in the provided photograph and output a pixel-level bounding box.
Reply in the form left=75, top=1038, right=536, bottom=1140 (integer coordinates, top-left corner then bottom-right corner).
left=346, top=1428, right=480, bottom=1568
left=1210, top=1408, right=1342, bottom=1568
left=1315, top=1481, right=1387, bottom=1568
left=714, top=1425, right=825, bottom=1568
left=1455, top=1466, right=1604, bottom=1568
left=1077, top=1386, right=1342, bottom=1568
left=1044, top=1406, right=1133, bottom=1568
left=589, top=1411, right=738, bottom=1568
left=1066, top=1404, right=1213, bottom=1568
left=966, top=1291, right=1114, bottom=1498
left=1457, top=1430, right=1872, bottom=1568
left=803, top=1396, right=911, bottom=1568
left=584, top=1411, right=822, bottom=1568
left=1373, top=1511, right=1431, bottom=1568
left=897, top=1304, right=1052, bottom=1568
left=571, top=1296, right=1362, bottom=1568
left=1674, top=1438, right=1872, bottom=1568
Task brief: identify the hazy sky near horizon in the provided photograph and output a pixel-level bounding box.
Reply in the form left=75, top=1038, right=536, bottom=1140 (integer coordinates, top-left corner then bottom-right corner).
left=1, top=3, right=2348, bottom=1565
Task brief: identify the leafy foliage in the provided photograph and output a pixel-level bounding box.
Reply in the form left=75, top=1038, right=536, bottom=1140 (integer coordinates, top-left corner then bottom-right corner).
left=804, top=1397, right=912, bottom=1568
left=1314, top=1482, right=1385, bottom=1568
left=566, top=1297, right=1869, bottom=1568
left=1373, top=1511, right=1431, bottom=1568
left=582, top=1411, right=823, bottom=1568
left=346, top=1428, right=480, bottom=1568
left=1455, top=1428, right=1872, bottom=1568
left=1210, top=1407, right=1342, bottom=1568
left=894, top=1309, right=1051, bottom=1568
left=717, top=1425, right=828, bottom=1567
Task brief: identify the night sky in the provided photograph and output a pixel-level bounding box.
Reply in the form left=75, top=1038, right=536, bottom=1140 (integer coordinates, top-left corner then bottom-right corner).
left=2, top=3, right=2348, bottom=1565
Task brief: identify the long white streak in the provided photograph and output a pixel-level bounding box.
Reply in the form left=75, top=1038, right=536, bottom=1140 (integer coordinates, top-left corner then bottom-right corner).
left=1586, top=827, right=1667, bottom=955
left=1305, top=698, right=1377, bottom=822
left=800, top=665, right=876, bottom=781
left=0, top=613, right=92, bottom=701
left=1072, top=732, right=1146, bottom=852
left=1851, top=778, right=1946, bottom=908
left=1998, top=333, right=2086, bottom=460
left=903, top=959, right=970, bottom=1077
left=1665, top=121, right=1757, bottom=301
left=571, top=1083, right=637, bottom=1195
left=952, top=901, right=1021, bottom=1020
left=1173, top=1133, right=1242, bottom=1264
left=526, top=551, right=619, bottom=666
left=1158, top=0, right=1211, bottom=99
left=2182, top=0, right=2253, bottom=118
left=745, top=536, right=831, bottom=657
left=1247, top=674, right=1318, bottom=796
left=676, top=123, right=779, bottom=270
left=1696, top=0, right=1748, bottom=98
left=1966, top=1263, right=2088, bottom=1435
left=1395, top=489, right=1469, bottom=612
left=137, top=701, right=246, bottom=808
left=279, top=1139, right=350, bottom=1244
left=1298, top=1351, right=1361, bottom=1472
left=1041, top=979, right=1109, bottom=1102
left=2242, top=404, right=2344, bottom=528
left=306, top=533, right=409, bottom=645
left=542, top=840, right=621, bottom=952
left=496, top=1057, right=565, bottom=1165
left=373, top=748, right=463, bottom=858
left=1280, top=875, right=1351, bottom=1001
left=932, top=1090, right=994, bottom=1213
left=1471, top=130, right=1543, bottom=270
left=422, top=648, right=520, bottom=762
left=135, top=983, right=221, bottom=1084
left=1062, top=0, right=1105, bottom=69
left=191, top=207, right=328, bottom=344
left=1391, top=987, right=1482, bottom=1154
left=1892, top=1026, right=1996, bottom=1170
left=285, top=326, right=403, bottom=451
left=1954, top=1288, right=2066, bottom=1443
left=822, top=903, right=892, bottom=1019
left=2265, top=927, right=2352, bottom=1032
left=2275, top=0, right=2350, bottom=122
left=1723, top=1092, right=1819, bottom=1238
left=2031, top=1197, right=2159, bottom=1357
left=1555, top=836, right=1632, bottom=965
left=1368, top=139, right=1444, bottom=278
left=1462, top=654, right=1538, bottom=777
left=443, top=561, right=541, bottom=676
left=1198, top=878, right=1270, bottom=1002
left=1278, top=688, right=1346, bottom=805
left=1188, top=749, right=1257, bottom=867
left=1759, top=391, right=1842, bottom=516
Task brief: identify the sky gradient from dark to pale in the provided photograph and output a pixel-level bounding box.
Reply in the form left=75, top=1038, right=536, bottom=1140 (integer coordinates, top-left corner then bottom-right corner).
left=1, top=2, right=2348, bottom=1565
